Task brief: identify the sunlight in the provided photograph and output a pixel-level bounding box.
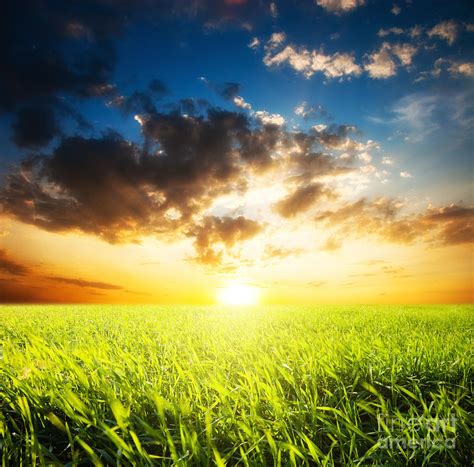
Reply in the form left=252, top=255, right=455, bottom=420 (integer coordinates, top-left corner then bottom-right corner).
left=217, top=282, right=260, bottom=306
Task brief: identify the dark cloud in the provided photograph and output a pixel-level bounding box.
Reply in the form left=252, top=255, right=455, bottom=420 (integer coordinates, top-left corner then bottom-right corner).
left=315, top=199, right=474, bottom=247
left=0, top=250, right=126, bottom=302
left=217, top=82, right=241, bottom=100
left=202, top=80, right=242, bottom=100
left=47, top=276, right=123, bottom=290
left=189, top=215, right=263, bottom=266
left=163, top=98, right=210, bottom=117
left=0, top=282, right=52, bottom=304
left=0, top=102, right=353, bottom=258
left=0, top=0, right=130, bottom=147
left=148, top=79, right=168, bottom=95
left=313, top=124, right=359, bottom=150
left=421, top=205, right=474, bottom=245
left=183, top=0, right=275, bottom=30
left=113, top=79, right=169, bottom=115
left=11, top=103, right=60, bottom=148
left=274, top=183, right=329, bottom=218
left=0, top=249, right=29, bottom=276
left=289, top=151, right=353, bottom=182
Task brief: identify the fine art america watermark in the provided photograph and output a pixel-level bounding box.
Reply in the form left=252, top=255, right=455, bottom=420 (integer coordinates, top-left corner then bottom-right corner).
left=376, top=414, right=457, bottom=450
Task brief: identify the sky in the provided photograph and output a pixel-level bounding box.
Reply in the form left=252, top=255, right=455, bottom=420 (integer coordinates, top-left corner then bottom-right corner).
left=0, top=0, right=473, bottom=304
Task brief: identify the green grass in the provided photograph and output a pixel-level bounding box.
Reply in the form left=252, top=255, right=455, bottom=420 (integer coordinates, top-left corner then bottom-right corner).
left=0, top=305, right=472, bottom=466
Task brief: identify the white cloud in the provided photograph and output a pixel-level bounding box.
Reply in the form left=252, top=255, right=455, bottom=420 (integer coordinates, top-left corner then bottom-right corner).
left=365, top=42, right=417, bottom=78
left=254, top=111, right=285, bottom=126
left=264, top=39, right=361, bottom=79
left=313, top=124, right=328, bottom=132
left=360, top=164, right=376, bottom=174
left=391, top=43, right=417, bottom=66
left=392, top=94, right=438, bottom=138
left=428, top=20, right=459, bottom=45
left=248, top=37, right=260, bottom=49
left=134, top=114, right=144, bottom=126
left=378, top=27, right=404, bottom=37
left=391, top=4, right=401, bottom=15
left=316, top=0, right=365, bottom=14
left=267, top=32, right=286, bottom=49
left=231, top=94, right=285, bottom=126
left=448, top=62, right=474, bottom=78
left=358, top=152, right=372, bottom=163
left=409, top=25, right=424, bottom=38
left=270, top=2, right=278, bottom=18
left=382, top=156, right=394, bottom=165
left=364, top=43, right=397, bottom=78
left=294, top=103, right=306, bottom=116
left=233, top=96, right=252, bottom=110
left=400, top=171, right=413, bottom=178
left=426, top=58, right=474, bottom=80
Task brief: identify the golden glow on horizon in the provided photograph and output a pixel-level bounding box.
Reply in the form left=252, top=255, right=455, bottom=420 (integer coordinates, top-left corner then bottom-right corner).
left=1, top=219, right=472, bottom=305
left=217, top=282, right=260, bottom=306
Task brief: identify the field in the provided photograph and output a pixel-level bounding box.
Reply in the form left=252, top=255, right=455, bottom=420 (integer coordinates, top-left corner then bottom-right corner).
left=0, top=305, right=472, bottom=466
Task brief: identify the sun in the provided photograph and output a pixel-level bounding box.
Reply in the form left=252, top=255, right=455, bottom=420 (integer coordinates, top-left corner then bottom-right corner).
left=217, top=283, right=260, bottom=306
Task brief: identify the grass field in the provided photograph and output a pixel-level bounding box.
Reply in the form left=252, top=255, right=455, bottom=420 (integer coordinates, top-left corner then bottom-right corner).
left=0, top=305, right=472, bottom=466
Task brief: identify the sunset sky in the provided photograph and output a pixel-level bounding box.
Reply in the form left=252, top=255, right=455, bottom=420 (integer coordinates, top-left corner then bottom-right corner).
left=0, top=0, right=473, bottom=304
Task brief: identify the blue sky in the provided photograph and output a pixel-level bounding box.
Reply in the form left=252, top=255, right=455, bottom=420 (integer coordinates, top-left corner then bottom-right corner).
left=2, top=0, right=473, bottom=198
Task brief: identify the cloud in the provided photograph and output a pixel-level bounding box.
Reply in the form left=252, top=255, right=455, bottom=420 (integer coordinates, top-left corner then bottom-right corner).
left=200, top=78, right=241, bottom=101
left=254, top=110, right=285, bottom=126
left=448, top=62, right=474, bottom=78
left=233, top=96, right=252, bottom=110
left=267, top=32, right=286, bottom=48
left=248, top=37, right=260, bottom=49
left=274, top=183, right=329, bottom=218
left=294, top=102, right=331, bottom=120
left=378, top=27, right=404, bottom=38
left=400, top=171, right=413, bottom=178
left=263, top=245, right=304, bottom=260
left=315, top=199, right=474, bottom=247
left=378, top=25, right=424, bottom=39
left=11, top=103, right=60, bottom=149
left=270, top=2, right=278, bottom=18
left=264, top=34, right=418, bottom=81
left=0, top=103, right=354, bottom=262
left=111, top=80, right=169, bottom=115
left=263, top=35, right=361, bottom=79
left=311, top=123, right=364, bottom=151
left=365, top=42, right=417, bottom=78
left=0, top=0, right=127, bottom=148
left=391, top=4, right=401, bottom=15
left=1, top=0, right=281, bottom=149
left=391, top=94, right=438, bottom=141
left=189, top=216, right=263, bottom=266
left=47, top=276, right=123, bottom=290
left=230, top=94, right=284, bottom=125
left=0, top=249, right=29, bottom=276
left=421, top=58, right=474, bottom=81
left=315, top=0, right=365, bottom=14
left=0, top=250, right=128, bottom=302
left=391, top=43, right=417, bottom=66
left=428, top=20, right=459, bottom=45
left=321, top=235, right=342, bottom=251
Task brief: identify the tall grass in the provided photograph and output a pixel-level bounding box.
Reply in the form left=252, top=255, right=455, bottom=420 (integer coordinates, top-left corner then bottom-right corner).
left=0, top=305, right=472, bottom=465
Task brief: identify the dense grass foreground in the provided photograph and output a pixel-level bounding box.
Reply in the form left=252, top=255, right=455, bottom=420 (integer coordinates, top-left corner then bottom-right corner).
left=0, top=305, right=472, bottom=466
